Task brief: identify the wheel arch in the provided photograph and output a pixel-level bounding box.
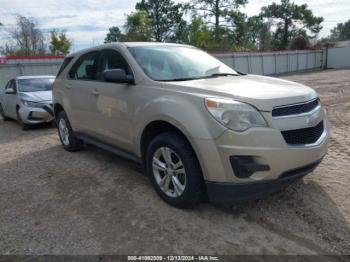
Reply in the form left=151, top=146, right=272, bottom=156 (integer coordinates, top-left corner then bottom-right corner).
left=139, top=119, right=203, bottom=171
left=54, top=103, right=65, bottom=119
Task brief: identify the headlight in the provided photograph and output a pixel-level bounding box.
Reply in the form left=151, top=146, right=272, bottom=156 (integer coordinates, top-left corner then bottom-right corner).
left=21, top=100, right=42, bottom=108
left=205, top=98, right=268, bottom=132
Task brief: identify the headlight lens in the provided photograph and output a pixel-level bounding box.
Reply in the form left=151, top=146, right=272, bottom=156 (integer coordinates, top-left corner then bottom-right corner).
left=21, top=100, right=42, bottom=108
left=205, top=98, right=268, bottom=132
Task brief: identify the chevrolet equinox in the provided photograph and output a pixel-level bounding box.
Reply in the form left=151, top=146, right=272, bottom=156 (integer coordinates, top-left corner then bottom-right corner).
left=53, top=43, right=329, bottom=208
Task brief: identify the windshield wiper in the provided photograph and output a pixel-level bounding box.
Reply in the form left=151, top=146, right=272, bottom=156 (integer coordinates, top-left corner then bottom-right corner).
left=160, top=77, right=203, bottom=82
left=206, top=73, right=240, bottom=78
left=158, top=73, right=242, bottom=82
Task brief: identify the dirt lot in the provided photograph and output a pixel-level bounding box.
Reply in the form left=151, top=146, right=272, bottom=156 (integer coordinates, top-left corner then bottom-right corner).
left=0, top=69, right=349, bottom=255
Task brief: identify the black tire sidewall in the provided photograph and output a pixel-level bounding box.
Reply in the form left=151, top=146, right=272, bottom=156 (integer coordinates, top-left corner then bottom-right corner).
left=57, top=111, right=82, bottom=152
left=146, top=132, right=203, bottom=208
left=0, top=104, right=5, bottom=119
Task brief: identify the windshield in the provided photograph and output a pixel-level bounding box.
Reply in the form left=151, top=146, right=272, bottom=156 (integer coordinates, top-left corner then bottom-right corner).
left=129, top=46, right=238, bottom=81
left=18, top=78, right=55, bottom=92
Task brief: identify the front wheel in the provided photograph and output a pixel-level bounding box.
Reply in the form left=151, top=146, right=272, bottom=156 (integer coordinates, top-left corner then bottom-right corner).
left=16, top=108, right=30, bottom=130
left=145, top=132, right=203, bottom=209
left=57, top=111, right=83, bottom=152
left=0, top=104, right=10, bottom=121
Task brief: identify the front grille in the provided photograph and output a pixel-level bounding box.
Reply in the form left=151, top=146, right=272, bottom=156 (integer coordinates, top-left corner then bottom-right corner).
left=272, top=99, right=319, bottom=117
left=28, top=112, right=44, bottom=121
left=281, top=121, right=324, bottom=145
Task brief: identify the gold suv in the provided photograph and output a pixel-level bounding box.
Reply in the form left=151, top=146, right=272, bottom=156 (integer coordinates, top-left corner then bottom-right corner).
left=53, top=43, right=329, bottom=208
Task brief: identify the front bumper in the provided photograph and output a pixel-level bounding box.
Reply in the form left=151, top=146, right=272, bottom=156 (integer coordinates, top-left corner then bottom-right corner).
left=18, top=104, right=54, bottom=124
left=206, top=160, right=321, bottom=203
left=192, top=116, right=329, bottom=202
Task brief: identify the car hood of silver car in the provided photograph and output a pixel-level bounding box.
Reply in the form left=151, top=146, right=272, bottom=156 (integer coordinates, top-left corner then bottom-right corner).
left=19, top=91, right=52, bottom=103
left=164, top=74, right=317, bottom=111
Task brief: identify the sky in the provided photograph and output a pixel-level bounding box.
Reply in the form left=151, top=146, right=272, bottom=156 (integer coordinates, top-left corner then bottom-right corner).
left=0, top=0, right=349, bottom=52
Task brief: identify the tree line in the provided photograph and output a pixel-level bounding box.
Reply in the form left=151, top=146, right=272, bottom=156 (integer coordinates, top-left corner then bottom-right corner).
left=104, top=0, right=327, bottom=51
left=0, top=16, right=72, bottom=56
left=1, top=0, right=350, bottom=56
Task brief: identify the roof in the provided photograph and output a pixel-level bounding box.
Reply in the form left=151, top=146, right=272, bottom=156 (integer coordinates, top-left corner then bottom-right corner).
left=16, top=75, right=56, bottom=80
left=67, top=42, right=195, bottom=57
left=122, top=42, right=192, bottom=48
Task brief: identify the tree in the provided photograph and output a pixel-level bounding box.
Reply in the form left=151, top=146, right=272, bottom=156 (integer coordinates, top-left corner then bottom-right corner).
left=170, top=19, right=189, bottom=44
left=188, top=17, right=215, bottom=49
left=259, top=21, right=273, bottom=51
left=49, top=30, right=72, bottom=55
left=124, top=11, right=152, bottom=41
left=3, top=15, right=47, bottom=56
left=289, top=35, right=309, bottom=50
left=260, top=0, right=323, bottom=50
left=135, top=0, right=185, bottom=42
left=104, top=26, right=126, bottom=43
left=328, top=19, right=350, bottom=41
left=193, top=0, right=247, bottom=40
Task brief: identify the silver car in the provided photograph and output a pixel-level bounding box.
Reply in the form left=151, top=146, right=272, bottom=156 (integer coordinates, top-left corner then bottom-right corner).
left=0, top=76, right=55, bottom=130
left=53, top=43, right=329, bottom=208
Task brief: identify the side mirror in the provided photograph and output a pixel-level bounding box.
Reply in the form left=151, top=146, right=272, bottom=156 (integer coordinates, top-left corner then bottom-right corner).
left=5, top=88, right=16, bottom=94
left=103, top=69, right=134, bottom=84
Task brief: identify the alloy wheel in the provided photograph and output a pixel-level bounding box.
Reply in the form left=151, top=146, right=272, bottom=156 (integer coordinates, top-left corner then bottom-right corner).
left=58, top=118, right=70, bottom=146
left=152, top=147, right=187, bottom=198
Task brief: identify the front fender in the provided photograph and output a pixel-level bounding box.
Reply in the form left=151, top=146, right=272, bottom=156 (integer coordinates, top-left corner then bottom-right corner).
left=132, top=93, right=226, bottom=156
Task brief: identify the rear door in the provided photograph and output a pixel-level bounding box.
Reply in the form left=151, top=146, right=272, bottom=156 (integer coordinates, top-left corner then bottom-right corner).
left=65, top=51, right=102, bottom=136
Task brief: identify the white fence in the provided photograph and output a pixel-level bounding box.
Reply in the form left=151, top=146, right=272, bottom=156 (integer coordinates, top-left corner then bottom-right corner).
left=327, top=46, right=350, bottom=69
left=0, top=46, right=349, bottom=88
left=0, top=56, right=63, bottom=87
left=215, top=50, right=326, bottom=75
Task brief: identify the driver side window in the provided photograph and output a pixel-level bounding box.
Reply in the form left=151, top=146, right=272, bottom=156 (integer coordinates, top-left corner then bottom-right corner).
left=6, top=80, right=16, bottom=92
left=98, top=49, right=133, bottom=81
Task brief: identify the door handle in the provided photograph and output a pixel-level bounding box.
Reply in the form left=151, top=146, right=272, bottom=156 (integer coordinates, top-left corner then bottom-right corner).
left=65, top=84, right=72, bottom=89
left=91, top=90, right=99, bottom=96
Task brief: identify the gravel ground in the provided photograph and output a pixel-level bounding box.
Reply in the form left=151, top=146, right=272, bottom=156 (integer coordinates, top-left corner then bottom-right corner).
left=0, top=69, right=349, bottom=255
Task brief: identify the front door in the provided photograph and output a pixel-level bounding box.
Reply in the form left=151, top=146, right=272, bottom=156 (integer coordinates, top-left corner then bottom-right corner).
left=91, top=49, right=136, bottom=151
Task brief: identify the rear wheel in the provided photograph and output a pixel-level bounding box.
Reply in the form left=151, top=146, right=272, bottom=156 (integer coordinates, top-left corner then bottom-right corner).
left=0, top=104, right=10, bottom=121
left=146, top=132, right=203, bottom=208
left=16, top=108, right=30, bottom=130
left=57, top=111, right=83, bottom=152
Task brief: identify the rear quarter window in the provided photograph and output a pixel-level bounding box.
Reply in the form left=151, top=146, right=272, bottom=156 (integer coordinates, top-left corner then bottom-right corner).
left=57, top=57, right=74, bottom=77
left=68, top=52, right=100, bottom=81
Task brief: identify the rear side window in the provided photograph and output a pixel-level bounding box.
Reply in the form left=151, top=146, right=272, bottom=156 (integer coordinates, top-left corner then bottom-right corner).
left=57, top=57, right=74, bottom=77
left=69, top=51, right=100, bottom=80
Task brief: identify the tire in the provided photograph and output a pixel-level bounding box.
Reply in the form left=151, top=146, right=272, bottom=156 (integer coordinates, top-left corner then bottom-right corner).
left=145, top=132, right=203, bottom=209
left=16, top=108, right=31, bottom=131
left=56, top=111, right=83, bottom=152
left=0, top=104, right=10, bottom=121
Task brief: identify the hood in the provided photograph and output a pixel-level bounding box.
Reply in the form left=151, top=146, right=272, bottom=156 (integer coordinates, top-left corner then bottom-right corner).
left=163, top=75, right=317, bottom=111
left=19, top=91, right=52, bottom=103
